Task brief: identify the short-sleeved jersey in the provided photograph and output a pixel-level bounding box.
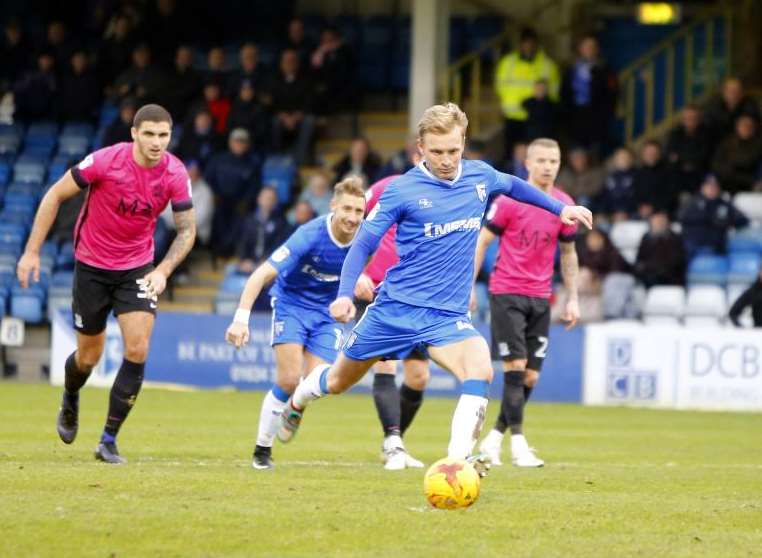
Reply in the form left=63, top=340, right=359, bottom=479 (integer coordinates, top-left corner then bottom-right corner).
left=361, top=159, right=565, bottom=314
left=363, top=175, right=400, bottom=284
left=268, top=214, right=353, bottom=313
left=71, top=143, right=192, bottom=271
left=485, top=187, right=577, bottom=299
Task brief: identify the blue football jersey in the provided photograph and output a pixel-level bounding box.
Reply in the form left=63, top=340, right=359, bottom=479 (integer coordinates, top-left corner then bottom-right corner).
left=268, top=215, right=353, bottom=312
left=361, top=159, right=564, bottom=313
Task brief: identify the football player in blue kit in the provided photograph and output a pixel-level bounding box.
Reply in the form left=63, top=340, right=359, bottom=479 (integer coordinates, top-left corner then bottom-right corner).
left=225, top=177, right=366, bottom=469
left=278, top=103, right=592, bottom=472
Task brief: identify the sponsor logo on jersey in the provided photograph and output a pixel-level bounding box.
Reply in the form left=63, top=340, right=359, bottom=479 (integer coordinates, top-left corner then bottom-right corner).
left=301, top=264, right=339, bottom=282
left=271, top=246, right=290, bottom=263
left=116, top=197, right=153, bottom=217
left=475, top=182, right=487, bottom=202
left=418, top=198, right=433, bottom=209
left=423, top=217, right=482, bottom=238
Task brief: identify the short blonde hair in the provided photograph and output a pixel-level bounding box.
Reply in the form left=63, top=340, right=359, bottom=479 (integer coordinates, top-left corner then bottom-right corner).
left=333, top=175, right=365, bottom=200
left=527, top=138, right=560, bottom=152
left=417, top=102, right=468, bottom=139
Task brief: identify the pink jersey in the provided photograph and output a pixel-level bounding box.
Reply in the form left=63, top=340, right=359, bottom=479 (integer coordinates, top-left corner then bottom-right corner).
left=363, top=175, right=400, bottom=285
left=71, top=143, right=192, bottom=270
left=485, top=187, right=577, bottom=299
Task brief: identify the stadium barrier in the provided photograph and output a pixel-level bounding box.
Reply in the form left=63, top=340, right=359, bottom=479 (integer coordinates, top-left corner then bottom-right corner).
left=584, top=322, right=762, bottom=411
left=49, top=309, right=584, bottom=402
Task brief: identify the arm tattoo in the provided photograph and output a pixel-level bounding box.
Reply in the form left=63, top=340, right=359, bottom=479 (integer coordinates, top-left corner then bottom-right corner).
left=158, top=209, right=197, bottom=276
left=559, top=241, right=579, bottom=300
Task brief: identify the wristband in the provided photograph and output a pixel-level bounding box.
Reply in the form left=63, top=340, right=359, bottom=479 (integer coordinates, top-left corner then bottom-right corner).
left=233, top=308, right=251, bottom=325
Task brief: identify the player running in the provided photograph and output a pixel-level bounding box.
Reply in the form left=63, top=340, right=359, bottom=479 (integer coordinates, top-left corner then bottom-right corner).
left=225, top=177, right=366, bottom=470
left=357, top=171, right=429, bottom=471
left=474, top=138, right=580, bottom=467
left=276, top=103, right=592, bottom=471
left=17, top=104, right=196, bottom=464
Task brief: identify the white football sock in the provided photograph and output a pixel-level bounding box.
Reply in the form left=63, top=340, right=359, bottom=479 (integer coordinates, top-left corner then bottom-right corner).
left=256, top=390, right=288, bottom=448
left=447, top=394, right=488, bottom=459
left=292, top=364, right=331, bottom=410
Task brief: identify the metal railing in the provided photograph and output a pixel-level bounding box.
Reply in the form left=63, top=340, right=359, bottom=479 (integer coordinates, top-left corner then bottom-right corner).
left=618, top=6, right=735, bottom=147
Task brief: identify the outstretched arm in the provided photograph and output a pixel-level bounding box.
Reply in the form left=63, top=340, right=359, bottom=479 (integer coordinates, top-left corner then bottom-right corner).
left=559, top=240, right=580, bottom=329
left=17, top=171, right=82, bottom=288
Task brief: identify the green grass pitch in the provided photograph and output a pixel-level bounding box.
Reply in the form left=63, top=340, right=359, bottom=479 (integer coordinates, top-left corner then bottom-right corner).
left=1, top=383, right=761, bottom=557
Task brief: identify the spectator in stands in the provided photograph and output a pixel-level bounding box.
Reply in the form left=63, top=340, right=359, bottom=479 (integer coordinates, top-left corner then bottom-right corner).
left=161, top=160, right=214, bottom=247
left=206, top=127, right=261, bottom=256
left=145, top=0, right=187, bottom=68
left=228, top=80, right=269, bottom=152
left=522, top=79, right=558, bottom=141
left=634, top=211, right=686, bottom=288
left=728, top=269, right=762, bottom=327
left=311, top=26, right=355, bottom=114
left=98, top=12, right=137, bottom=89
left=205, top=46, right=229, bottom=84
left=14, top=50, right=58, bottom=122
left=678, top=174, right=749, bottom=259
left=0, top=19, right=31, bottom=93
left=45, top=21, right=77, bottom=77
left=289, top=199, right=316, bottom=226
left=270, top=48, right=315, bottom=165
left=112, top=43, right=164, bottom=104
left=379, top=136, right=418, bottom=178
left=632, top=140, right=675, bottom=218
left=704, top=76, right=760, bottom=147
left=556, top=146, right=605, bottom=207
left=665, top=104, right=713, bottom=195
left=176, top=109, right=222, bottom=167
left=561, top=33, right=617, bottom=153
left=495, top=27, right=560, bottom=154
left=161, top=45, right=202, bottom=121
left=228, top=43, right=265, bottom=98
left=60, top=50, right=101, bottom=123
left=576, top=228, right=637, bottom=320
left=235, top=186, right=291, bottom=274
left=503, top=141, right=528, bottom=180
left=711, top=113, right=762, bottom=194
left=297, top=171, right=332, bottom=216
left=284, top=17, right=314, bottom=69
left=464, top=139, right=491, bottom=164
left=196, top=79, right=231, bottom=135
left=333, top=136, right=382, bottom=186
left=595, top=147, right=636, bottom=222
left=102, top=97, right=137, bottom=146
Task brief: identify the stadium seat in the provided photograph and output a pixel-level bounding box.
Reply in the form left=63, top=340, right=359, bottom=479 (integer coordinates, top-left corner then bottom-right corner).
left=2, top=190, right=37, bottom=212
left=0, top=222, right=27, bottom=246
left=642, top=285, right=685, bottom=324
left=727, top=225, right=762, bottom=254
left=687, top=254, right=728, bottom=286
left=0, top=135, right=20, bottom=156
left=10, top=282, right=46, bottom=323
left=733, top=192, right=762, bottom=224
left=684, top=285, right=727, bottom=327
left=55, top=242, right=75, bottom=270
left=0, top=287, right=7, bottom=316
left=262, top=155, right=296, bottom=205
left=57, top=136, right=89, bottom=158
left=21, top=143, right=55, bottom=159
left=221, top=273, right=249, bottom=294
left=609, top=220, right=649, bottom=264
left=61, top=122, right=95, bottom=138
left=99, top=103, right=119, bottom=127
left=727, top=252, right=761, bottom=285
left=13, top=160, right=46, bottom=184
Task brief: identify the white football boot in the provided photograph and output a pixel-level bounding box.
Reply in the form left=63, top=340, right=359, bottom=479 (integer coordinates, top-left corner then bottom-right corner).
left=478, top=429, right=504, bottom=466
left=381, top=435, right=423, bottom=470
left=511, top=434, right=544, bottom=467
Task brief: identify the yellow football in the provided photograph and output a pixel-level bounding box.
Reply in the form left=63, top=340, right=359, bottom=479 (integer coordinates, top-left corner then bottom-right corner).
left=423, top=457, right=481, bottom=509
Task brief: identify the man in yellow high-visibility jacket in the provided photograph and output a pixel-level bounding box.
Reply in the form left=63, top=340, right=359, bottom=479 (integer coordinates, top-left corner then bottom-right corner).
left=495, top=28, right=560, bottom=155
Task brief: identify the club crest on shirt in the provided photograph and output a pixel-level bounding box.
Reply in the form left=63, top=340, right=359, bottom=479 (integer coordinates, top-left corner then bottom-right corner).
left=475, top=182, right=487, bottom=202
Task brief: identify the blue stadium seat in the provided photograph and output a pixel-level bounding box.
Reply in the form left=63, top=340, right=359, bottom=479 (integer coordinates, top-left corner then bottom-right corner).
left=51, top=270, right=74, bottom=288
left=13, top=160, right=46, bottom=184
left=2, top=190, right=37, bottom=211
left=99, top=103, right=119, bottom=127
left=727, top=225, right=762, bottom=254
left=687, top=254, right=728, bottom=286
left=10, top=282, right=46, bottom=323
left=262, top=155, right=296, bottom=205
left=41, top=240, right=57, bottom=259
left=20, top=143, right=55, bottom=159
left=727, top=252, right=761, bottom=285
left=0, top=135, right=20, bottom=156
left=61, top=122, right=95, bottom=138
left=57, top=136, right=89, bottom=159
left=0, top=286, right=7, bottom=316
left=26, top=121, right=59, bottom=140
left=0, top=222, right=26, bottom=246
left=0, top=161, right=11, bottom=185
left=7, top=181, right=43, bottom=200
left=55, top=242, right=75, bottom=271
left=221, top=272, right=249, bottom=294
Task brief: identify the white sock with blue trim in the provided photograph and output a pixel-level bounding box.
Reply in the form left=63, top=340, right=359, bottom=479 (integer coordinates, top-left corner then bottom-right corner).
left=256, top=385, right=290, bottom=447
left=292, top=364, right=331, bottom=410
left=447, top=379, right=489, bottom=459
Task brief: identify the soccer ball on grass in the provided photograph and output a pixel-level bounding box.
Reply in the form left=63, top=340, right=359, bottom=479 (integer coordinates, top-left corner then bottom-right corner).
left=423, top=457, right=481, bottom=509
